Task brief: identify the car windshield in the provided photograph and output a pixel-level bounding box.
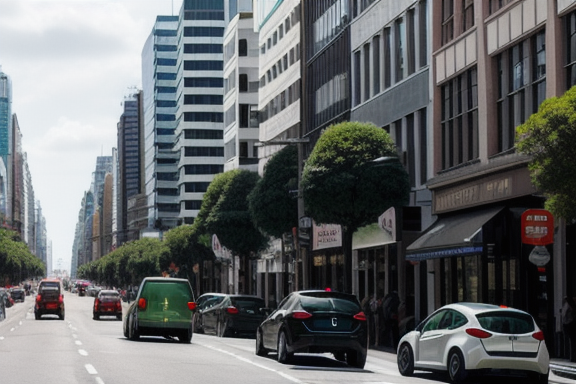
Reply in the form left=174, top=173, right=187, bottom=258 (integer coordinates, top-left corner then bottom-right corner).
left=476, top=310, right=535, bottom=334
left=100, top=292, right=119, bottom=299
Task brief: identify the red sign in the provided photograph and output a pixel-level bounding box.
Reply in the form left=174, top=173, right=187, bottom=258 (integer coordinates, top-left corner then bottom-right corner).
left=521, top=209, right=554, bottom=245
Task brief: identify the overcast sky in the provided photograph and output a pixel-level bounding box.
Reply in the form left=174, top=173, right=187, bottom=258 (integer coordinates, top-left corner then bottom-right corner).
left=0, top=0, right=183, bottom=273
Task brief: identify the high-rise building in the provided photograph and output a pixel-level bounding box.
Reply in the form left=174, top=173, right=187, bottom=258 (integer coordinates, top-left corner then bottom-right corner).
left=174, top=0, right=226, bottom=224
left=142, top=16, right=180, bottom=233
left=0, top=68, right=11, bottom=223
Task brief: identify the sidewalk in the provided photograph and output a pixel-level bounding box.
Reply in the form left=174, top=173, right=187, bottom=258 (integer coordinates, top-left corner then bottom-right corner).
left=369, top=345, right=576, bottom=380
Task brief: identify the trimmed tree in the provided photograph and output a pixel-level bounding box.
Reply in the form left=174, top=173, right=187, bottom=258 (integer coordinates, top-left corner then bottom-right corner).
left=301, top=121, right=410, bottom=292
left=516, top=85, right=576, bottom=221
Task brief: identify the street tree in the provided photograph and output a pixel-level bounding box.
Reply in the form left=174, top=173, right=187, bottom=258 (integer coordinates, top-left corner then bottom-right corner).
left=301, top=121, right=410, bottom=292
left=516, top=85, right=576, bottom=221
left=248, top=145, right=299, bottom=238
left=163, top=224, right=212, bottom=282
left=196, top=169, right=268, bottom=292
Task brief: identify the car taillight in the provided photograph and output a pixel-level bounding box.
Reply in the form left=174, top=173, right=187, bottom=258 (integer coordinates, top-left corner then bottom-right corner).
left=353, top=311, right=367, bottom=321
left=115, top=301, right=122, bottom=310
left=187, top=302, right=196, bottom=311
left=465, top=328, right=492, bottom=339
left=292, top=310, right=312, bottom=320
left=226, top=306, right=239, bottom=315
left=36, top=295, right=41, bottom=302
left=94, top=299, right=100, bottom=310
left=58, top=295, right=64, bottom=304
left=532, top=330, right=545, bottom=341
left=138, top=298, right=147, bottom=310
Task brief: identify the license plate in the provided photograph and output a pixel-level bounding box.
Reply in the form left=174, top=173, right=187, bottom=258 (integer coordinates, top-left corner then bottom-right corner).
left=46, top=303, right=58, bottom=309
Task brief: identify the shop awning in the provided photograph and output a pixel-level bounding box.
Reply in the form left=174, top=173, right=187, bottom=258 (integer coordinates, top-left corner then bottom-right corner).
left=352, top=223, right=395, bottom=250
left=406, top=206, right=503, bottom=261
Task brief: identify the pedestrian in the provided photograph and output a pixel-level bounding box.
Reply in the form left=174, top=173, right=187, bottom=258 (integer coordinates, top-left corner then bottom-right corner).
left=563, top=296, right=576, bottom=362
left=382, top=291, right=400, bottom=349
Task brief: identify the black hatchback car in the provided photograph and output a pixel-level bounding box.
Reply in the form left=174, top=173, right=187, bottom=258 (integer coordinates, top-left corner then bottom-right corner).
left=197, top=293, right=268, bottom=337
left=255, top=290, right=368, bottom=368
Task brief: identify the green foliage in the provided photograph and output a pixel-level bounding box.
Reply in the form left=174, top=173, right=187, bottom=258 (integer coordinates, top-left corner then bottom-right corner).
left=248, top=145, right=299, bottom=238
left=301, top=121, right=410, bottom=232
left=203, top=169, right=268, bottom=258
left=163, top=224, right=212, bottom=278
left=0, top=228, right=45, bottom=284
left=516, top=86, right=576, bottom=221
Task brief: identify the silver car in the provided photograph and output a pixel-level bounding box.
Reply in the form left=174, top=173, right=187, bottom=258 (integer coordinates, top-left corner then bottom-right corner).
left=397, top=302, right=549, bottom=384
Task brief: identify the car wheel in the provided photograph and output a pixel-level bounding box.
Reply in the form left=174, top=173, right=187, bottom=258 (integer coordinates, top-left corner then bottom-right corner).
left=531, top=371, right=549, bottom=384
left=346, top=350, right=366, bottom=369
left=179, top=327, right=192, bottom=344
left=255, top=329, right=268, bottom=356
left=116, top=314, right=122, bottom=321
left=397, top=343, right=415, bottom=376
left=333, top=352, right=346, bottom=362
left=448, top=349, right=468, bottom=383
left=93, top=313, right=99, bottom=320
left=59, top=311, right=65, bottom=321
left=277, top=331, right=292, bottom=363
left=128, top=316, right=140, bottom=341
left=123, top=318, right=129, bottom=338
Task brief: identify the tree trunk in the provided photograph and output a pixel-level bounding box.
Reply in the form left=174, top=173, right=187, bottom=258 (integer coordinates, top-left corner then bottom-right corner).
left=342, top=227, right=355, bottom=294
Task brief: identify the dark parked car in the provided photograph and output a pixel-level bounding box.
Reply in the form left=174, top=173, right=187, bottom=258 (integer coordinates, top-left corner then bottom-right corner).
left=10, top=287, right=25, bottom=302
left=197, top=293, right=268, bottom=337
left=123, top=277, right=196, bottom=343
left=35, top=278, right=65, bottom=320
left=93, top=290, right=122, bottom=320
left=255, top=290, right=368, bottom=368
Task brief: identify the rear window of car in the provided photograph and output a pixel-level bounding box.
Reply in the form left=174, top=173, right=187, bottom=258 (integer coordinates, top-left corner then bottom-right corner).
left=40, top=282, right=60, bottom=292
left=299, top=294, right=360, bottom=314
left=476, top=310, right=535, bottom=334
left=141, top=281, right=192, bottom=301
left=100, top=292, right=119, bottom=298
left=232, top=298, right=265, bottom=314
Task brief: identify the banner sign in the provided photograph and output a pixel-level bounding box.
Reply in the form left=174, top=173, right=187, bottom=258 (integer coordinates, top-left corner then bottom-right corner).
left=521, top=209, right=554, bottom=245
left=313, top=223, right=342, bottom=251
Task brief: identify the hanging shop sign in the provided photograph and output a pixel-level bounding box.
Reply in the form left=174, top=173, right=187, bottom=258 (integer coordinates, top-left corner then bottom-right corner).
left=521, top=209, right=554, bottom=245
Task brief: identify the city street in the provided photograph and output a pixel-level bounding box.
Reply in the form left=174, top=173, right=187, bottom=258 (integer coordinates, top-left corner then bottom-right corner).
left=0, top=292, right=573, bottom=384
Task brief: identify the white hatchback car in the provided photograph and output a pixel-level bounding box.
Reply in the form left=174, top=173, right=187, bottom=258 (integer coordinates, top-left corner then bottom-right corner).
left=397, top=302, right=549, bottom=384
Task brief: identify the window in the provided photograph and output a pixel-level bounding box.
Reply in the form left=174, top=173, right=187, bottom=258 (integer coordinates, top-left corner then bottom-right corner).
left=395, top=18, right=406, bottom=82
left=184, top=147, right=223, bottom=157
left=184, top=95, right=223, bottom=105
left=183, top=112, right=223, bottom=122
left=183, top=26, right=224, bottom=37
left=462, top=0, right=474, bottom=32
left=440, top=67, right=479, bottom=170
left=383, top=27, right=392, bottom=88
left=441, top=0, right=454, bottom=44
left=566, top=10, right=576, bottom=88
left=489, top=0, right=513, bottom=15
left=363, top=43, right=370, bottom=101
left=184, top=44, right=223, bottom=54
left=184, top=60, right=223, bottom=71
left=373, top=35, right=380, bottom=94
left=239, top=74, right=248, bottom=92
left=496, top=31, right=546, bottom=152
left=239, top=39, right=247, bottom=56
left=184, top=78, right=223, bottom=88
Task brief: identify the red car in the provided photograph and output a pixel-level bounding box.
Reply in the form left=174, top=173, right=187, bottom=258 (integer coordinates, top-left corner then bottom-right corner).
left=93, top=290, right=122, bottom=320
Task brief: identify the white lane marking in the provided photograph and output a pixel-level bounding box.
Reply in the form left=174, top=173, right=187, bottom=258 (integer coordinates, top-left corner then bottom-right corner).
left=19, top=321, right=22, bottom=325
left=72, top=334, right=78, bottom=338
left=85, top=364, right=97, bottom=374
left=10, top=327, right=15, bottom=332
left=0, top=336, right=4, bottom=340
left=201, top=343, right=303, bottom=384
left=75, top=340, right=82, bottom=346
left=78, top=349, right=88, bottom=356
left=95, top=377, right=105, bottom=384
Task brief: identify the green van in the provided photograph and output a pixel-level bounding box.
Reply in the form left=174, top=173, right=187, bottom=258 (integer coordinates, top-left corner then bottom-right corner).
left=123, top=277, right=196, bottom=343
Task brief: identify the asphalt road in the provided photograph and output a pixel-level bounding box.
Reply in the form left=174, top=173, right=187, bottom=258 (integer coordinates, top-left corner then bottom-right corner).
left=0, top=291, right=573, bottom=384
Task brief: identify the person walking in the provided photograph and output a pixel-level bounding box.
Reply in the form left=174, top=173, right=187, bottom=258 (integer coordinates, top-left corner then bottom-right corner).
left=562, top=296, right=576, bottom=362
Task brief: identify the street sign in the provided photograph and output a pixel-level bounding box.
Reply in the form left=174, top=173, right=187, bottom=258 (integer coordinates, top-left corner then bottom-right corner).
left=521, top=209, right=554, bottom=245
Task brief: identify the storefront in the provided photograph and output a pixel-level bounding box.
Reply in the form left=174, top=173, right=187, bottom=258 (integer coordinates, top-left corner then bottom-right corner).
left=405, top=160, right=557, bottom=350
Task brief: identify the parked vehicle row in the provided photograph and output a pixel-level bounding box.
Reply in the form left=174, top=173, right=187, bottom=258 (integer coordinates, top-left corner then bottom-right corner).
left=116, top=276, right=550, bottom=380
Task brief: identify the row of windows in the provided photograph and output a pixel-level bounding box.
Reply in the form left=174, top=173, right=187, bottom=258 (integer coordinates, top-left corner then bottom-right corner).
left=260, top=4, right=300, bottom=55
left=353, top=0, right=428, bottom=107
left=184, top=164, right=224, bottom=175
left=441, top=0, right=474, bottom=45
left=260, top=44, right=300, bottom=88
left=184, top=94, right=223, bottom=105
left=157, top=100, right=176, bottom=108
left=184, top=182, right=210, bottom=193
left=157, top=58, right=177, bottom=66
left=157, top=72, right=177, bottom=80
left=184, top=129, right=223, bottom=140
left=184, top=60, right=223, bottom=71
left=155, top=44, right=177, bottom=52
left=157, top=128, right=175, bottom=136
left=259, top=80, right=301, bottom=124
left=184, top=147, right=224, bottom=157
left=183, top=11, right=224, bottom=21
left=155, top=29, right=178, bottom=37
left=183, top=112, right=223, bottom=122
left=184, top=77, right=223, bottom=88
left=184, top=44, right=223, bottom=54
left=184, top=26, right=224, bottom=37
left=224, top=104, right=258, bottom=128
left=310, top=0, right=350, bottom=57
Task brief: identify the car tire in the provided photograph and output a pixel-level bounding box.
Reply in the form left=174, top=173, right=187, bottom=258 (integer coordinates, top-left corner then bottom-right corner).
left=333, top=352, right=346, bottom=362
left=448, top=349, right=468, bottom=383
left=128, top=316, right=140, bottom=341
left=531, top=371, right=549, bottom=384
left=277, top=331, right=292, bottom=364
left=93, top=313, right=99, bottom=320
left=35, top=312, right=41, bottom=320
left=397, top=343, right=415, bottom=376
left=59, top=311, right=65, bottom=321
left=179, top=327, right=192, bottom=344
left=346, top=350, right=366, bottom=369
left=256, top=329, right=268, bottom=356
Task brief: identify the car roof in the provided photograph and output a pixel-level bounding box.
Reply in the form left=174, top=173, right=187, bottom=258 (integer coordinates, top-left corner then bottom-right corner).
left=441, top=302, right=529, bottom=315
left=142, top=277, right=190, bottom=283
